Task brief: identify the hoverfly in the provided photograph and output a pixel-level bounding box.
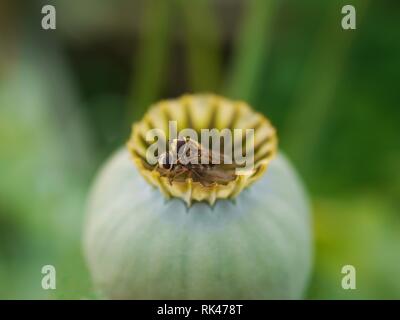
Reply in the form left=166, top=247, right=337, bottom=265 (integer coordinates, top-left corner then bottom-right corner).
left=156, top=137, right=239, bottom=186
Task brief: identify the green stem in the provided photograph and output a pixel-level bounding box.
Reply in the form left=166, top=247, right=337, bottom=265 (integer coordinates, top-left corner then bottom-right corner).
left=225, top=0, right=277, bottom=103
left=126, top=0, right=172, bottom=123
left=177, top=0, right=222, bottom=92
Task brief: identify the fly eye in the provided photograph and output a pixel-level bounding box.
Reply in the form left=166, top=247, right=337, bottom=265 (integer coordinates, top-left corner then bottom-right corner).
left=159, top=153, right=173, bottom=169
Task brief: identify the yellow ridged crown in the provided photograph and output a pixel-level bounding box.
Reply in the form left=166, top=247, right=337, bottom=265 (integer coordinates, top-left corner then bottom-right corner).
left=127, top=94, right=277, bottom=206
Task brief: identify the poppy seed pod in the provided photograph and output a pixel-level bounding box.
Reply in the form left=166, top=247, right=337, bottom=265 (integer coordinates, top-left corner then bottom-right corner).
left=83, top=94, right=313, bottom=299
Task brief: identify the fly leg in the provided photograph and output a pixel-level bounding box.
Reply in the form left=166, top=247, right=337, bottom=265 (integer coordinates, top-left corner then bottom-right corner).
left=170, top=166, right=189, bottom=183
left=190, top=169, right=211, bottom=186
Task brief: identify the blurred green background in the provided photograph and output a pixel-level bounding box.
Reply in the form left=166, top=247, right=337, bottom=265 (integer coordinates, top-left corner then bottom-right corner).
left=0, top=0, right=399, bottom=299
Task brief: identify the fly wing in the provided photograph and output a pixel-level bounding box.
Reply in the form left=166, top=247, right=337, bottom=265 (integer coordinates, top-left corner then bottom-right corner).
left=172, top=138, right=235, bottom=166
left=194, top=166, right=237, bottom=185
left=195, top=143, right=237, bottom=166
